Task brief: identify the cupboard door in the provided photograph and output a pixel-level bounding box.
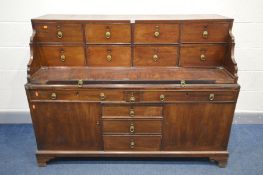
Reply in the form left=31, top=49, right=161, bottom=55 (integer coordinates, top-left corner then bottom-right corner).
left=162, top=103, right=236, bottom=151
left=30, top=102, right=102, bottom=150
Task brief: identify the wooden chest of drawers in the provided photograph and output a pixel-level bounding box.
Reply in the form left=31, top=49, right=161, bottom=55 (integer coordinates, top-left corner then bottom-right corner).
left=25, top=15, right=240, bottom=167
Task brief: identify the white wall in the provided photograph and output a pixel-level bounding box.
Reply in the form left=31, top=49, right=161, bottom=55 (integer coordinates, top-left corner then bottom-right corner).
left=0, top=0, right=263, bottom=113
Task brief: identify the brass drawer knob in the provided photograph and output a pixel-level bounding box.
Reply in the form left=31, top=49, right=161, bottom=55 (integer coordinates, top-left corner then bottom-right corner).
left=100, top=92, right=105, bottom=100
left=106, top=54, right=112, bottom=62
left=130, top=140, right=135, bottom=149
left=209, top=93, right=215, bottom=101
left=160, top=94, right=165, bottom=101
left=57, top=30, right=63, bottom=39
left=60, top=54, right=66, bottom=62
left=200, top=54, right=206, bottom=61
left=129, top=109, right=135, bottom=117
left=154, top=31, right=160, bottom=37
left=78, top=80, right=83, bottom=87
left=50, top=92, right=56, bottom=100
left=105, top=31, right=111, bottom=39
left=130, top=96, right=136, bottom=103
left=153, top=54, right=159, bottom=62
left=202, top=30, right=208, bottom=39
left=130, top=123, right=135, bottom=133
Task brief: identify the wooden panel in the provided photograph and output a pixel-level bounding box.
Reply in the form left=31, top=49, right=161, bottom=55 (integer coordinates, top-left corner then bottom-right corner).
left=181, top=22, right=230, bottom=42
left=87, top=46, right=131, bottom=67
left=34, top=23, right=83, bottom=42
left=103, top=120, right=162, bottom=134
left=103, top=135, right=161, bottom=151
left=29, top=89, right=124, bottom=101
left=134, top=23, right=179, bottom=43
left=180, top=44, right=226, bottom=67
left=30, top=102, right=102, bottom=150
left=134, top=46, right=178, bottom=66
left=102, top=105, right=163, bottom=118
left=85, top=23, right=131, bottom=43
left=142, top=91, right=237, bottom=102
left=38, top=46, right=85, bottom=66
left=162, top=103, right=236, bottom=151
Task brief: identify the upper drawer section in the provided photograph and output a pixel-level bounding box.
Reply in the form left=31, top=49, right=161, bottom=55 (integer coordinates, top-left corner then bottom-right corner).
left=34, top=23, right=83, bottom=42
left=85, top=23, right=131, bottom=43
left=134, top=23, right=179, bottom=43
left=181, top=22, right=230, bottom=43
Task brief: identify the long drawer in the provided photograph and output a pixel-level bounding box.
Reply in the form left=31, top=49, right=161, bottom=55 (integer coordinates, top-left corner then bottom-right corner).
left=103, top=135, right=161, bottom=151
left=103, top=119, right=162, bottom=134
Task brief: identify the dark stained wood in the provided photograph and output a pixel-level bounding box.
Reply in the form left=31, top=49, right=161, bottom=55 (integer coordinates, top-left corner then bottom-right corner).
left=85, top=23, right=131, bottom=43
left=87, top=45, right=131, bottom=66
left=38, top=46, right=85, bottom=66
left=180, top=44, right=226, bottom=67
left=134, top=46, right=178, bottom=66
left=181, top=22, right=230, bottom=43
left=26, top=15, right=239, bottom=167
left=134, top=23, right=180, bottom=43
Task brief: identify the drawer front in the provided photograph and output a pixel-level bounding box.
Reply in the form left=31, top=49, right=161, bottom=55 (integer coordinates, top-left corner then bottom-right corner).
left=103, top=120, right=162, bottom=134
left=103, top=135, right=161, bottom=151
left=85, top=24, right=131, bottom=43
left=181, top=23, right=230, bottom=42
left=142, top=91, right=237, bottom=102
left=38, top=46, right=85, bottom=66
left=34, top=23, right=83, bottom=42
left=180, top=45, right=226, bottom=67
left=87, top=46, right=131, bottom=67
left=103, top=106, right=163, bottom=118
left=134, top=46, right=178, bottom=66
left=134, top=23, right=179, bottom=43
left=29, top=90, right=124, bottom=101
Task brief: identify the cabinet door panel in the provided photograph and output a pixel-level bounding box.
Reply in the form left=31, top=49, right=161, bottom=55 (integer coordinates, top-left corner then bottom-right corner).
left=162, top=103, right=236, bottom=151
left=30, top=102, right=102, bottom=150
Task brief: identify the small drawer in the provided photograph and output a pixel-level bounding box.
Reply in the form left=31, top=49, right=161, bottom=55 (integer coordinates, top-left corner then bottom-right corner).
left=85, top=23, right=131, bottom=43
left=180, top=44, right=226, bottom=67
left=103, top=119, right=162, bottom=134
left=29, top=90, right=124, bottom=101
left=102, top=105, right=163, bottom=118
left=134, top=23, right=179, bottom=43
left=181, top=22, right=230, bottom=42
left=87, top=46, right=131, bottom=67
left=103, top=135, right=161, bottom=151
left=38, top=46, right=85, bottom=66
left=142, top=91, right=237, bottom=102
left=34, top=23, right=83, bottom=42
left=134, top=46, right=178, bottom=66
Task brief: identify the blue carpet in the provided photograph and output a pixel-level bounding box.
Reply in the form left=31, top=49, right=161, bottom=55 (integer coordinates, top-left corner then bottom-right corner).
left=0, top=124, right=262, bottom=175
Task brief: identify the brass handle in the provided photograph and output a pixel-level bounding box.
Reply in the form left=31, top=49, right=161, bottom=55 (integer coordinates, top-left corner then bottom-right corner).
left=60, top=54, right=66, bottom=62
left=153, top=54, right=159, bottom=62
left=154, top=31, right=160, bottom=37
left=100, top=92, right=105, bottom=100
left=106, top=54, right=112, bottom=62
left=160, top=94, right=165, bottom=101
left=105, top=31, right=111, bottom=39
left=209, top=93, right=215, bottom=101
left=130, top=140, right=135, bottom=149
left=200, top=54, right=206, bottom=61
left=57, top=31, right=63, bottom=39
left=203, top=30, right=208, bottom=39
left=181, top=80, right=186, bottom=87
left=50, top=92, right=56, bottom=100
left=130, top=96, right=136, bottom=103
left=129, top=109, right=135, bottom=117
left=78, top=80, right=83, bottom=87
left=130, top=124, right=135, bottom=133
